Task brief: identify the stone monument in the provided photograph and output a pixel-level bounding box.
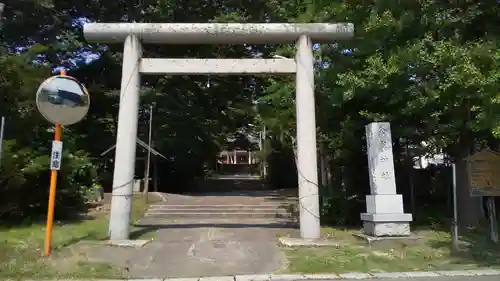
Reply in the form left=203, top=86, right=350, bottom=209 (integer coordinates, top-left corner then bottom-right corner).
left=361, top=122, right=412, bottom=236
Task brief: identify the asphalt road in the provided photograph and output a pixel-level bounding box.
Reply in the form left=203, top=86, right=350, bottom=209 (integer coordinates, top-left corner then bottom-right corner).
left=302, top=276, right=499, bottom=281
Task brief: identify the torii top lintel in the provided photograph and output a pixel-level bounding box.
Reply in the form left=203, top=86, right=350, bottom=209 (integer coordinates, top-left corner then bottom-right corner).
left=83, top=23, right=354, bottom=44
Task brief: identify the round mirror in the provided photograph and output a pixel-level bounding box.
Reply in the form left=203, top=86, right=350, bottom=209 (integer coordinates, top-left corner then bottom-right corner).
left=36, top=75, right=90, bottom=126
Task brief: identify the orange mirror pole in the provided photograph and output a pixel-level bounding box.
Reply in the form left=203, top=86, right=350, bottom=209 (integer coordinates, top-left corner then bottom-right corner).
left=43, top=69, right=65, bottom=256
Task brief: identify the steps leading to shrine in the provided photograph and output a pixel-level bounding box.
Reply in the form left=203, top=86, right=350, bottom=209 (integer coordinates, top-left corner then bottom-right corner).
left=143, top=189, right=299, bottom=223
left=144, top=204, right=297, bottom=219
left=144, top=202, right=298, bottom=220
left=193, top=178, right=271, bottom=192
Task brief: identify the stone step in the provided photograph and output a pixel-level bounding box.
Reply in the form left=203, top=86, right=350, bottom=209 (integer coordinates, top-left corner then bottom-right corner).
left=158, top=196, right=299, bottom=201
left=144, top=211, right=294, bottom=219
left=148, top=204, right=295, bottom=210
left=135, top=217, right=298, bottom=227
left=146, top=208, right=291, bottom=214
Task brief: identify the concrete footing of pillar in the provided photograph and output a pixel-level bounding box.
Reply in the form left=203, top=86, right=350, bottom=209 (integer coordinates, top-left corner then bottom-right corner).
left=278, top=236, right=341, bottom=248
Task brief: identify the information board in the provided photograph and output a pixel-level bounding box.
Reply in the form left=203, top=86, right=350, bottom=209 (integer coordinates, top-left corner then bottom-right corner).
left=468, top=149, right=500, bottom=197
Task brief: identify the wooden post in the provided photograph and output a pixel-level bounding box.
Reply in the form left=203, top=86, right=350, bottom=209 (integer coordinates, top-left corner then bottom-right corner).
left=143, top=105, right=153, bottom=199
left=0, top=116, right=5, bottom=167
left=487, top=197, right=498, bottom=243
left=153, top=158, right=158, bottom=192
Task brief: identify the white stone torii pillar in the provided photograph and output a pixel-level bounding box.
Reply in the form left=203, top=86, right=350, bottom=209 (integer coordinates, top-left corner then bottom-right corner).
left=83, top=23, right=354, bottom=241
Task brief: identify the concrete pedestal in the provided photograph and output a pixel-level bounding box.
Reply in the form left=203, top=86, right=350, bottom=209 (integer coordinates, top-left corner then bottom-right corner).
left=362, top=194, right=412, bottom=236
left=361, top=213, right=412, bottom=236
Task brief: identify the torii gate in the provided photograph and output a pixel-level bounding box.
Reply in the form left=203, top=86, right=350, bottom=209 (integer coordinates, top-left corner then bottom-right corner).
left=83, top=22, right=354, bottom=241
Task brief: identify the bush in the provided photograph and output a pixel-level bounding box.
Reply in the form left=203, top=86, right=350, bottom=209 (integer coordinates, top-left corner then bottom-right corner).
left=0, top=140, right=97, bottom=223
left=320, top=185, right=365, bottom=226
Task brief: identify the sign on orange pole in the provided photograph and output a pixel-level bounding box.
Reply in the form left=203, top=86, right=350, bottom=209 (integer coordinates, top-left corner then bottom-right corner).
left=35, top=69, right=90, bottom=256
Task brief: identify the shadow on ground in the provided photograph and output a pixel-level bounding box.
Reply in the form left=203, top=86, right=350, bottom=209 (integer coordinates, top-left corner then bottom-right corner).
left=183, top=188, right=298, bottom=200
left=131, top=221, right=298, bottom=240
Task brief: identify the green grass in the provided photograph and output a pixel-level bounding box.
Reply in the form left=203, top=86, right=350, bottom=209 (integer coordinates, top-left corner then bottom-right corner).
left=0, top=194, right=158, bottom=279
left=283, top=227, right=500, bottom=274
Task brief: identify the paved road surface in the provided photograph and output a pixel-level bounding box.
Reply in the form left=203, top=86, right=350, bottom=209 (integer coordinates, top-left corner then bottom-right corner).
left=212, top=271, right=500, bottom=281
left=312, top=277, right=500, bottom=281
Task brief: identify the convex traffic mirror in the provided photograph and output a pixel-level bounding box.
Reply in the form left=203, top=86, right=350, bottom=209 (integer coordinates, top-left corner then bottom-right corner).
left=36, top=75, right=90, bottom=125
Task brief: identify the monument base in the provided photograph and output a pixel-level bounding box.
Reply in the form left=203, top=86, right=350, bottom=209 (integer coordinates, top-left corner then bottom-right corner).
left=361, top=213, right=413, bottom=237
left=354, top=232, right=421, bottom=246
left=362, top=221, right=410, bottom=236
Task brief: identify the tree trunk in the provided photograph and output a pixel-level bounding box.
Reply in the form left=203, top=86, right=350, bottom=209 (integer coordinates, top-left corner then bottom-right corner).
left=455, top=133, right=483, bottom=229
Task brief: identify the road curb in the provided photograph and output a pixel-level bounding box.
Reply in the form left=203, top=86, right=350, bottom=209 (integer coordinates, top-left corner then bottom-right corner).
left=25, top=269, right=500, bottom=281
left=159, top=269, right=500, bottom=281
